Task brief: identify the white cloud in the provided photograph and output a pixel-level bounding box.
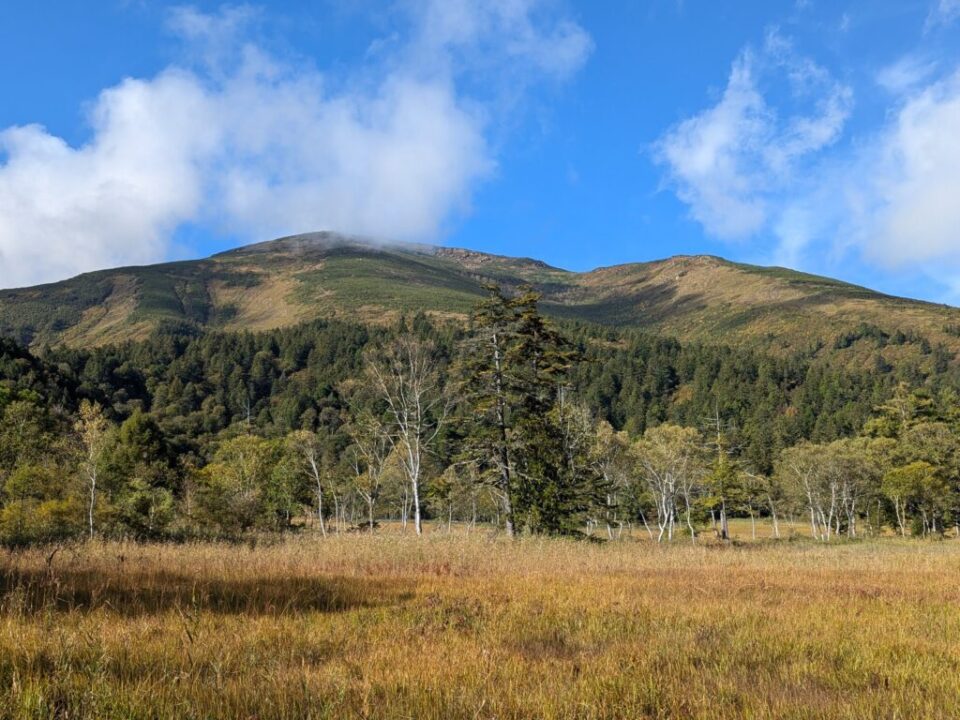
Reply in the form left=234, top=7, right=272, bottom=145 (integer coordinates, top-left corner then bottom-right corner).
left=0, top=1, right=590, bottom=288
left=166, top=4, right=262, bottom=73
left=411, top=0, right=592, bottom=81
left=654, top=27, right=960, bottom=299
left=654, top=32, right=852, bottom=240
left=211, top=72, right=491, bottom=243
left=0, top=70, right=219, bottom=287
left=876, top=55, right=938, bottom=94
left=861, top=69, right=960, bottom=267
left=779, top=67, right=960, bottom=285
left=926, top=0, right=960, bottom=29
left=654, top=52, right=771, bottom=238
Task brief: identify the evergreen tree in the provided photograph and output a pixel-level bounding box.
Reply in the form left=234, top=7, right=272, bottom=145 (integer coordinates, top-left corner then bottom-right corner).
left=458, top=285, right=600, bottom=535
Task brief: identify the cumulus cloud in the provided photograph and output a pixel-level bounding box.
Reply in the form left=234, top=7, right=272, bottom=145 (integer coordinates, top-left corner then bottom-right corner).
left=0, top=1, right=590, bottom=288
left=0, top=70, right=219, bottom=286
left=653, top=31, right=852, bottom=241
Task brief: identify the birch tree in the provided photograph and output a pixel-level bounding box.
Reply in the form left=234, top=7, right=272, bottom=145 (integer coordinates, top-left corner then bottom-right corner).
left=882, top=462, right=926, bottom=536
left=347, top=412, right=392, bottom=531
left=882, top=461, right=950, bottom=536
left=777, top=442, right=844, bottom=541
left=286, top=430, right=329, bottom=536
left=365, top=335, right=447, bottom=536
left=635, top=424, right=703, bottom=543
left=830, top=438, right=883, bottom=539
left=742, top=470, right=784, bottom=539
left=75, top=401, right=109, bottom=540
left=592, top=421, right=632, bottom=539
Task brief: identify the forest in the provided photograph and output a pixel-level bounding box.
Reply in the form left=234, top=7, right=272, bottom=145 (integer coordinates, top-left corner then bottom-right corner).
left=2, top=284, right=960, bottom=546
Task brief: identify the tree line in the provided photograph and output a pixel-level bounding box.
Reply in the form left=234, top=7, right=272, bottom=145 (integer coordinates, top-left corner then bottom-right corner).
left=1, top=287, right=959, bottom=544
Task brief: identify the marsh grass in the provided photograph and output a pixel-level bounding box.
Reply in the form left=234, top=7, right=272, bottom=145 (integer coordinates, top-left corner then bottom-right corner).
left=2, top=528, right=959, bottom=719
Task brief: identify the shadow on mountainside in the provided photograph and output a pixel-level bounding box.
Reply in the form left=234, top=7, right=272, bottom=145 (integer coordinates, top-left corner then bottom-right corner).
left=543, top=282, right=708, bottom=327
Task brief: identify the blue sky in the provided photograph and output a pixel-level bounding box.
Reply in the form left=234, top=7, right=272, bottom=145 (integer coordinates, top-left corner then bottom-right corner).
left=1, top=1, right=958, bottom=303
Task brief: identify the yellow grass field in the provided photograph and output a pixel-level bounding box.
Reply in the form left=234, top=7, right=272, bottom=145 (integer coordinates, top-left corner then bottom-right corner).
left=2, top=526, right=959, bottom=719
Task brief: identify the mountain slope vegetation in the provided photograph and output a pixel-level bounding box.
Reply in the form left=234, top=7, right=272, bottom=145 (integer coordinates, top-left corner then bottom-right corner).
left=2, top=232, right=958, bottom=372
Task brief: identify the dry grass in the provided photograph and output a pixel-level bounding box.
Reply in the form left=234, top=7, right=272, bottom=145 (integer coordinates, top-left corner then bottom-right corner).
left=2, top=528, right=959, bottom=719
left=212, top=274, right=314, bottom=334
left=59, top=275, right=153, bottom=348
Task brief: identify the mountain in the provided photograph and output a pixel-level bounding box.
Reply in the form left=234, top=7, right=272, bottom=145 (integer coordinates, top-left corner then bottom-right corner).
left=2, top=232, right=959, bottom=367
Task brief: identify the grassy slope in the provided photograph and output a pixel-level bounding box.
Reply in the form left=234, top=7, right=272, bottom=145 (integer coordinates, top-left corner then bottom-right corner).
left=2, top=530, right=959, bottom=719
left=1, top=233, right=958, bottom=367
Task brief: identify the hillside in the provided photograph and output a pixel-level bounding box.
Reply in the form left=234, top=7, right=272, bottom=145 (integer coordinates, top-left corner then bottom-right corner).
left=1, top=232, right=958, bottom=368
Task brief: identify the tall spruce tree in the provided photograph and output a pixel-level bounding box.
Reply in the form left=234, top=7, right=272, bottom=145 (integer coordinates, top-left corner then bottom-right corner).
left=458, top=285, right=603, bottom=535
left=457, top=284, right=520, bottom=534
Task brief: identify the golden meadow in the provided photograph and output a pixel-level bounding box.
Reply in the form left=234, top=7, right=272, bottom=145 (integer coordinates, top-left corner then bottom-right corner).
left=2, top=523, right=959, bottom=720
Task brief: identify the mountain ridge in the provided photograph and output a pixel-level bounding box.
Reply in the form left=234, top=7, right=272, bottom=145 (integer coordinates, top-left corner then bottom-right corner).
left=1, top=232, right=958, bottom=371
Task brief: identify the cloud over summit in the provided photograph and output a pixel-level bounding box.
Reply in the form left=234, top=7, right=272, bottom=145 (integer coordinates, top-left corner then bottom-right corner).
left=0, top=1, right=590, bottom=288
